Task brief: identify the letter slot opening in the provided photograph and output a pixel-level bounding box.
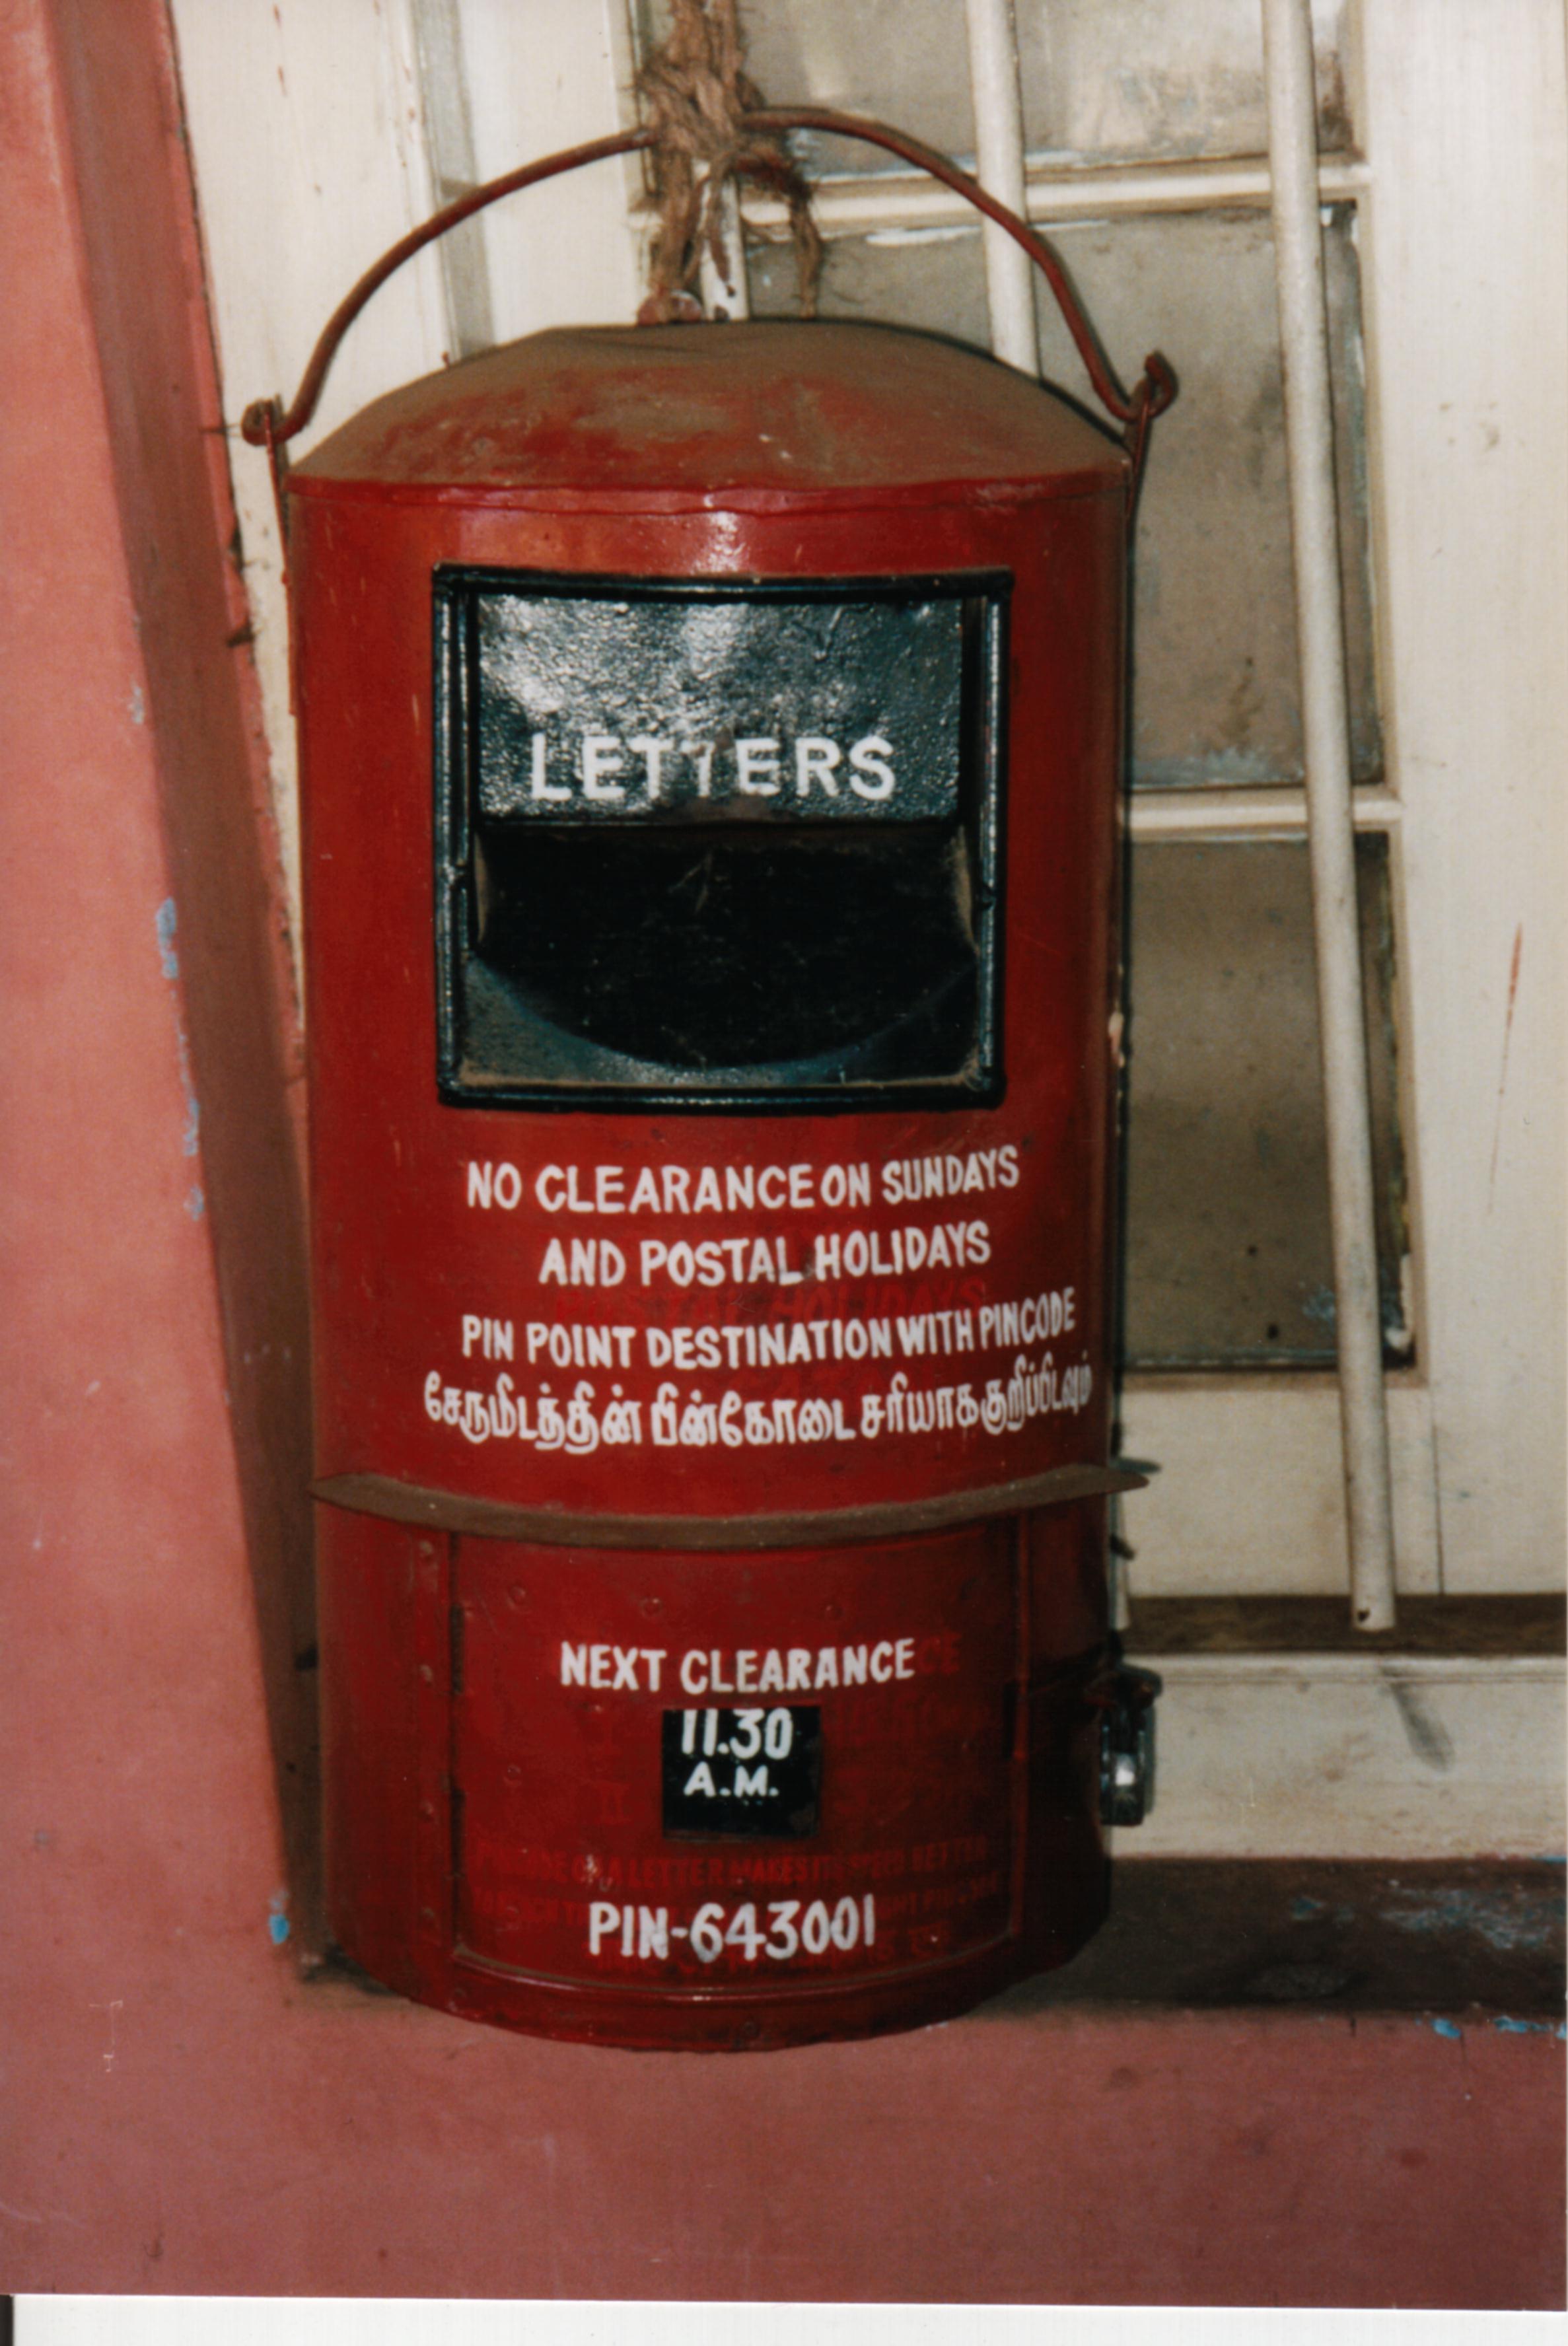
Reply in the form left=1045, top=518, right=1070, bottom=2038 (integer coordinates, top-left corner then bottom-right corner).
left=434, top=572, right=1008, bottom=1111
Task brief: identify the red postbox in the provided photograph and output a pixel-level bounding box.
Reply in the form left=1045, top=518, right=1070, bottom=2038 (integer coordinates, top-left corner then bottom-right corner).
left=249, top=120, right=1171, bottom=2048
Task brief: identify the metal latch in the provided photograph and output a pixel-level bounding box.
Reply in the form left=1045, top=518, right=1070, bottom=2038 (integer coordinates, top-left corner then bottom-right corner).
left=1099, top=1662, right=1163, bottom=1826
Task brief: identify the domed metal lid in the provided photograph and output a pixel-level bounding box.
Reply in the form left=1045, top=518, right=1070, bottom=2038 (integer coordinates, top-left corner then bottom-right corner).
left=291, top=320, right=1127, bottom=513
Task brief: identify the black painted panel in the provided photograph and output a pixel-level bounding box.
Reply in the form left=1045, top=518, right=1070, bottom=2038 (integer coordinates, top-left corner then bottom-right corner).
left=476, top=591, right=962, bottom=823
left=434, top=571, right=1007, bottom=1111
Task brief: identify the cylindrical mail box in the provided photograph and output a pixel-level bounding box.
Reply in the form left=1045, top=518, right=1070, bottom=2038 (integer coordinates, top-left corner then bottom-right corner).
left=291, top=317, right=1143, bottom=2047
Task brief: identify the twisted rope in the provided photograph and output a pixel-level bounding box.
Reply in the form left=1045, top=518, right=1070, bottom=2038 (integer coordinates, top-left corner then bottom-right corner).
left=635, top=0, right=821, bottom=322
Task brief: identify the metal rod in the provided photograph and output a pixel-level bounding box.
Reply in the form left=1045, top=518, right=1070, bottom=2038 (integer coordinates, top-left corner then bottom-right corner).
left=409, top=0, right=496, bottom=360
left=747, top=110, right=1172, bottom=442
left=1263, top=0, right=1397, bottom=1631
left=742, top=153, right=1371, bottom=238
left=964, top=0, right=1038, bottom=373
left=242, top=129, right=655, bottom=451
left=1128, top=783, right=1402, bottom=841
left=248, top=113, right=1174, bottom=466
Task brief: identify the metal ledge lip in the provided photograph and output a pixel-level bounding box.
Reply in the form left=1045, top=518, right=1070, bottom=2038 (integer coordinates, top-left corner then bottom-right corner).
left=312, top=1460, right=1146, bottom=1551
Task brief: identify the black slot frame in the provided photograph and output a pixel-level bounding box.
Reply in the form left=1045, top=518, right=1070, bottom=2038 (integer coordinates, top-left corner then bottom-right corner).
left=433, top=567, right=1009, bottom=1115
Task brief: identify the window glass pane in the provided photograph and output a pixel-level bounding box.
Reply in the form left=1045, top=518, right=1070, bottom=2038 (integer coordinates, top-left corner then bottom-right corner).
left=633, top=0, right=1354, bottom=174
left=1120, top=834, right=1408, bottom=1368
left=1017, top=0, right=1355, bottom=166
left=750, top=206, right=1381, bottom=791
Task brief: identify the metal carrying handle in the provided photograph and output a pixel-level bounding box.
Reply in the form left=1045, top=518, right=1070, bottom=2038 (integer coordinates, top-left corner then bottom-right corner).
left=241, top=107, right=1176, bottom=507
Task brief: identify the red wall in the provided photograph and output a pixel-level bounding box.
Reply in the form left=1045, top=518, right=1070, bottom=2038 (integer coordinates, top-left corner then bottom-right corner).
left=1, top=0, right=1560, bottom=2308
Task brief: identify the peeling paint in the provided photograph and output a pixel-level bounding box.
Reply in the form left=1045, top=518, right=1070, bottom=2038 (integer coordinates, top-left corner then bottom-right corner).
left=1287, top=1894, right=1355, bottom=1927
left=155, top=906, right=202, bottom=1160
left=186, top=1186, right=205, bottom=1219
left=1429, top=2016, right=1462, bottom=2040
left=155, top=897, right=179, bottom=980
left=1381, top=1884, right=1558, bottom=1954
left=176, top=1040, right=200, bottom=1157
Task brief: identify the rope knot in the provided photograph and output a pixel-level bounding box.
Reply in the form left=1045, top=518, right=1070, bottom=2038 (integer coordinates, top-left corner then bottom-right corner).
left=636, top=0, right=820, bottom=324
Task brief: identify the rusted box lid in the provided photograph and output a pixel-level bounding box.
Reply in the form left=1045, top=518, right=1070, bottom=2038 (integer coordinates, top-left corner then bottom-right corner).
left=290, top=320, right=1127, bottom=512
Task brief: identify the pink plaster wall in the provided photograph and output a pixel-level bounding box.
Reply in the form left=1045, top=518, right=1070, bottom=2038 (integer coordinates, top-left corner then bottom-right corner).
left=1, top=0, right=1561, bottom=2310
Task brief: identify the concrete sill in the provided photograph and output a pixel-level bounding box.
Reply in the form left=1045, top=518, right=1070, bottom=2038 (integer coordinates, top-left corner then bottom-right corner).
left=1116, top=1604, right=1566, bottom=1859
